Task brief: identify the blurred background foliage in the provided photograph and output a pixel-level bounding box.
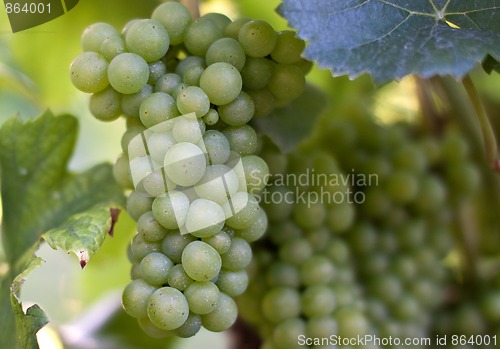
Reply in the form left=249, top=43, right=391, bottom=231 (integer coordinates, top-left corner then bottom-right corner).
left=1, top=0, right=500, bottom=349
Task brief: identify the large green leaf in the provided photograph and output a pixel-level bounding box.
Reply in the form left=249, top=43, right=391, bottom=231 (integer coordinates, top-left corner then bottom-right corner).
left=254, top=85, right=328, bottom=153
left=0, top=110, right=125, bottom=349
left=0, top=110, right=124, bottom=265
left=279, top=0, right=500, bottom=84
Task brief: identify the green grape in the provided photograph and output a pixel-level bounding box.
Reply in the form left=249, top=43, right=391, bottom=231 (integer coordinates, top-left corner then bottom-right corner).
left=268, top=63, right=305, bottom=102
left=125, top=19, right=169, bottom=63
left=127, top=190, right=154, bottom=221
left=412, top=175, right=447, bottom=213
left=81, top=22, right=119, bottom=52
left=391, top=294, right=420, bottom=321
left=222, top=125, right=258, bottom=156
left=385, top=170, right=419, bottom=204
left=122, top=279, right=157, bottom=319
left=142, top=170, right=168, bottom=197
left=202, top=108, right=219, bottom=126
left=262, top=287, right=301, bottom=323
left=154, top=73, right=182, bottom=94
left=185, top=199, right=225, bottom=238
left=182, top=65, right=204, bottom=86
left=278, top=238, right=313, bottom=266
left=305, top=316, right=337, bottom=340
left=199, top=62, right=242, bottom=105
left=270, top=30, right=305, bottom=64
left=172, top=114, right=204, bottom=143
left=221, top=237, right=252, bottom=271
left=176, top=86, right=210, bottom=118
left=335, top=307, right=370, bottom=339
left=140, top=252, right=174, bottom=286
left=194, top=165, right=239, bottom=204
left=172, top=313, right=202, bottom=338
left=164, top=142, right=207, bottom=187
left=292, top=201, right=326, bottom=230
left=151, top=2, right=192, bottom=45
left=304, top=227, right=330, bottom=252
left=147, top=287, right=189, bottom=330
left=202, top=130, right=231, bottom=165
left=139, top=92, right=179, bottom=128
left=206, top=37, right=246, bottom=71
left=161, top=231, right=197, bottom=264
left=146, top=131, right=176, bottom=164
left=265, top=262, right=300, bottom=288
left=241, top=57, right=274, bottom=90
left=299, top=255, right=335, bottom=286
left=184, top=281, right=220, bottom=314
left=235, top=207, right=268, bottom=242
left=215, top=269, right=249, bottom=297
left=224, top=18, right=251, bottom=39
left=202, top=230, right=232, bottom=254
left=130, top=233, right=161, bottom=261
left=218, top=92, right=255, bottom=126
left=148, top=61, right=167, bottom=85
left=100, top=35, right=126, bottom=61
left=238, top=20, right=277, bottom=58
left=121, top=84, right=153, bottom=118
left=392, top=143, right=428, bottom=174
left=184, top=17, right=224, bottom=57
left=202, top=13, right=232, bottom=31
left=369, top=274, right=403, bottom=304
left=272, top=318, right=306, bottom=349
left=137, top=317, right=171, bottom=339
left=89, top=86, right=122, bottom=121
left=108, top=53, right=150, bottom=94
left=201, top=292, right=238, bottom=332
left=325, top=201, right=355, bottom=233
left=152, top=191, right=190, bottom=230
left=137, top=211, right=168, bottom=242
left=167, top=264, right=194, bottom=291
left=181, top=241, right=222, bottom=282
left=223, top=192, right=260, bottom=229
left=69, top=52, right=109, bottom=93
left=301, top=285, right=336, bottom=317
left=246, top=88, right=275, bottom=117
left=113, top=154, right=133, bottom=189
left=294, top=58, right=313, bottom=75
left=175, top=56, right=205, bottom=77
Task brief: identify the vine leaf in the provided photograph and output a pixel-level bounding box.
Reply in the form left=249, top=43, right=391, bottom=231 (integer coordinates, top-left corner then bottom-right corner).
left=0, top=110, right=125, bottom=266
left=43, top=205, right=122, bottom=269
left=279, top=0, right=500, bottom=84
left=0, top=110, right=125, bottom=349
left=254, top=85, right=328, bottom=153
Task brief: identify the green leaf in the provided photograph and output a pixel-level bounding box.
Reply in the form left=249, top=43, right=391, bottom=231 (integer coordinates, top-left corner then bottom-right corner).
left=279, top=0, right=500, bottom=84
left=0, top=110, right=125, bottom=266
left=254, top=84, right=328, bottom=153
left=43, top=204, right=121, bottom=268
left=482, top=54, right=500, bottom=74
left=0, top=253, right=48, bottom=349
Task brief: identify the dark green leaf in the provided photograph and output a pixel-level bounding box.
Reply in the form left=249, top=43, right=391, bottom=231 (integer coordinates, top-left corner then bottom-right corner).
left=43, top=204, right=121, bottom=268
left=0, top=110, right=125, bottom=265
left=279, top=0, right=500, bottom=84
left=254, top=85, right=328, bottom=153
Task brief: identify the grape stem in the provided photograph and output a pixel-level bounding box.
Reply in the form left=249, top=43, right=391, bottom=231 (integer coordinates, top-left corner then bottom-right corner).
left=462, top=75, right=499, bottom=170
left=181, top=0, right=200, bottom=19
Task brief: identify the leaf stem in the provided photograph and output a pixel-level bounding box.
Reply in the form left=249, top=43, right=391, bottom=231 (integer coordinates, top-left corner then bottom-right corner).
left=462, top=75, right=498, bottom=169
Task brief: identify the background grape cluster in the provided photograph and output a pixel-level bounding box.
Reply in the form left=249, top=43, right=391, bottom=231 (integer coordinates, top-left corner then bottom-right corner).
left=68, top=1, right=500, bottom=348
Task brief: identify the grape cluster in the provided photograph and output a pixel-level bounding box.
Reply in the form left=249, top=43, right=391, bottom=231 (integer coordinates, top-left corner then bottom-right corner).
left=69, top=1, right=310, bottom=339
left=313, top=114, right=482, bottom=345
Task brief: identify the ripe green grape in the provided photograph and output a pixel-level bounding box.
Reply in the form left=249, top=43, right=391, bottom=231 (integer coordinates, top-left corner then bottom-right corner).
left=238, top=20, right=277, bottom=58
left=167, top=264, right=194, bottom=291
left=164, top=142, right=207, bottom=187
left=218, top=92, right=255, bottom=126
left=70, top=52, right=109, bottom=93
left=139, top=92, right=179, bottom=128
left=152, top=191, right=190, bottom=230
left=270, top=30, right=305, bottom=64
left=268, top=63, right=305, bottom=102
left=140, top=252, right=174, bottom=286
left=215, top=269, right=249, bottom=297
left=108, top=53, right=150, bottom=94
left=181, top=241, right=222, bottom=282
left=202, top=130, right=231, bottom=165
left=184, top=281, right=220, bottom=314
left=147, top=286, right=189, bottom=330
left=176, top=86, right=210, bottom=118
left=184, top=17, right=224, bottom=57
left=199, top=62, right=242, bottom=105
left=125, top=19, right=170, bottom=62
left=206, top=37, right=246, bottom=71
left=122, top=279, right=157, bottom=319
left=81, top=22, right=119, bottom=52
left=200, top=292, right=238, bottom=332
left=222, top=125, right=258, bottom=156
left=89, top=86, right=122, bottom=121
left=185, top=199, right=225, bottom=237
left=151, top=2, right=192, bottom=45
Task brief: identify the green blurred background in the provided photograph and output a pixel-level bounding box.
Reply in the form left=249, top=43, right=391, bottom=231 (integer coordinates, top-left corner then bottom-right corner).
left=1, top=0, right=500, bottom=348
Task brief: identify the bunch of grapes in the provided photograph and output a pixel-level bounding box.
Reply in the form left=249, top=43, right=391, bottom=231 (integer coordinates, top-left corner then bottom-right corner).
left=313, top=113, right=482, bottom=344
left=69, top=0, right=311, bottom=339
